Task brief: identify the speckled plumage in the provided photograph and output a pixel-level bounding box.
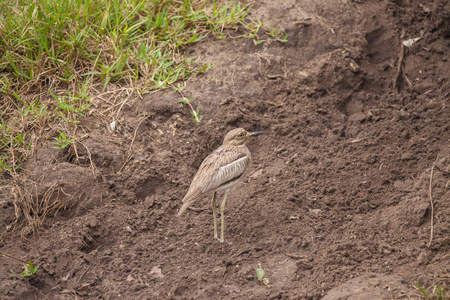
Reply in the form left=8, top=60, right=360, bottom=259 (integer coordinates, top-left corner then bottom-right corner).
left=177, top=128, right=262, bottom=242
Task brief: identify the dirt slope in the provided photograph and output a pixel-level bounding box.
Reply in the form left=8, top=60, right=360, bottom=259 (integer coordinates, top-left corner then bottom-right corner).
left=1, top=0, right=449, bottom=299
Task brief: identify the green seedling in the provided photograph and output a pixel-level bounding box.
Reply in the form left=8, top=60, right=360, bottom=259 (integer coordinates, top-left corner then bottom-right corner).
left=244, top=18, right=264, bottom=39
left=53, top=131, right=74, bottom=149
left=21, top=261, right=40, bottom=277
left=417, top=282, right=448, bottom=300
left=256, top=264, right=269, bottom=285
left=267, top=26, right=288, bottom=42
left=171, top=83, right=203, bottom=122
left=268, top=26, right=279, bottom=37
left=10, top=261, right=39, bottom=278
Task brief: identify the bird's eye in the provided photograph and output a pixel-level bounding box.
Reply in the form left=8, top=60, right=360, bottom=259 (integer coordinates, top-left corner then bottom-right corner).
left=237, top=132, right=245, bottom=139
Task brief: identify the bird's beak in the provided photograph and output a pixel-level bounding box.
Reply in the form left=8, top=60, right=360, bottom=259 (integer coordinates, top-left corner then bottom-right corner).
left=249, top=131, right=263, bottom=136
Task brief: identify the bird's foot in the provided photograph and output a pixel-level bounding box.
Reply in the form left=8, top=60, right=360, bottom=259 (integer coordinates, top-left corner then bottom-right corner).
left=218, top=237, right=232, bottom=244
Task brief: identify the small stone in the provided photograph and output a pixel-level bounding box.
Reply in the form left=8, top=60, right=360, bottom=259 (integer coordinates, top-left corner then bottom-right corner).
left=401, top=152, right=414, bottom=161
left=150, top=266, right=164, bottom=278
left=417, top=251, right=432, bottom=265
left=348, top=113, right=367, bottom=123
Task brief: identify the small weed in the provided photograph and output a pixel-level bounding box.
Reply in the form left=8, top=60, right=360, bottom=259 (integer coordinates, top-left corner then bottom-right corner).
left=256, top=264, right=269, bottom=285
left=170, top=83, right=204, bottom=123
left=267, top=26, right=288, bottom=42
left=50, top=89, right=89, bottom=124
left=53, top=131, right=74, bottom=149
left=21, top=261, right=40, bottom=277
left=11, top=261, right=39, bottom=278
left=268, top=26, right=279, bottom=37
left=1, top=251, right=39, bottom=277
left=417, top=282, right=448, bottom=300
left=243, top=18, right=264, bottom=39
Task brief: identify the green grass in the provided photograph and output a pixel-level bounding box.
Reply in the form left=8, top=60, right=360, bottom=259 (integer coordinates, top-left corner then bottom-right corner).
left=417, top=281, right=448, bottom=300
left=11, top=261, right=40, bottom=278
left=0, top=0, right=252, bottom=92
left=52, top=130, right=75, bottom=149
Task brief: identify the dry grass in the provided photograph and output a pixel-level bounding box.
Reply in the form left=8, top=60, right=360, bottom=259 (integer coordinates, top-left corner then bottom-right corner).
left=5, top=175, right=65, bottom=237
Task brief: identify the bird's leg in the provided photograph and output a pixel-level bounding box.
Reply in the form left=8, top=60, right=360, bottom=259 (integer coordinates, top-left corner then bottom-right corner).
left=219, top=190, right=229, bottom=243
left=211, top=192, right=218, bottom=240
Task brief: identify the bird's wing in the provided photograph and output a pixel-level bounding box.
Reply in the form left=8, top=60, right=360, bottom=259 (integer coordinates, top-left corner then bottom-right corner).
left=182, top=147, right=249, bottom=202
left=206, top=153, right=249, bottom=192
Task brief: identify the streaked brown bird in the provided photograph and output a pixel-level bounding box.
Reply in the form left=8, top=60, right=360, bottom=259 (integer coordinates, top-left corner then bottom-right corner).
left=177, top=128, right=262, bottom=243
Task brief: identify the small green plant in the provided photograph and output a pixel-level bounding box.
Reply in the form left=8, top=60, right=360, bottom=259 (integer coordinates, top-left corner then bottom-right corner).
left=256, top=264, right=269, bottom=285
left=268, top=26, right=279, bottom=37
left=244, top=18, right=264, bottom=39
left=268, top=26, right=288, bottom=42
left=11, top=261, right=39, bottom=278
left=53, top=131, right=74, bottom=149
left=417, top=282, right=448, bottom=300
left=170, top=83, right=203, bottom=122
left=2, top=251, right=40, bottom=278
left=22, top=261, right=40, bottom=277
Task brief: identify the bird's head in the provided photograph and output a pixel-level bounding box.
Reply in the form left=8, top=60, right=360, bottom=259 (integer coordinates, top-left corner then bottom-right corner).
left=222, top=128, right=263, bottom=146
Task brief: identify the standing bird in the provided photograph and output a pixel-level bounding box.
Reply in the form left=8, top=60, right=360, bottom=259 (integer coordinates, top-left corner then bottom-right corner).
left=177, top=128, right=263, bottom=243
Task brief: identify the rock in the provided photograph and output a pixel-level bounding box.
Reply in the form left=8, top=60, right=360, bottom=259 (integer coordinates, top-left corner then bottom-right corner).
left=348, top=113, right=367, bottom=123
left=417, top=251, right=432, bottom=265
left=400, top=152, right=415, bottom=161
left=150, top=266, right=164, bottom=278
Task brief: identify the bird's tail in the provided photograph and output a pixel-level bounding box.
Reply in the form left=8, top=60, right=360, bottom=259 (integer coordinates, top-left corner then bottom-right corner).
left=176, top=202, right=190, bottom=217
left=176, top=194, right=200, bottom=217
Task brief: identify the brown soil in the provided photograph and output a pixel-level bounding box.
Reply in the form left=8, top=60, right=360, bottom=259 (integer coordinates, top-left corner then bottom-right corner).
left=1, top=0, right=449, bottom=299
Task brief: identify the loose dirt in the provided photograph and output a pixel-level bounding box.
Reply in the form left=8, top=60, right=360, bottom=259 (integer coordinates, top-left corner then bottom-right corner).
left=1, top=0, right=449, bottom=299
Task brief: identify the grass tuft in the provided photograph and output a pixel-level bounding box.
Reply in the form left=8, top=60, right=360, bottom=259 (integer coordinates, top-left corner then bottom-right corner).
left=417, top=281, right=448, bottom=300
left=0, top=0, right=252, bottom=92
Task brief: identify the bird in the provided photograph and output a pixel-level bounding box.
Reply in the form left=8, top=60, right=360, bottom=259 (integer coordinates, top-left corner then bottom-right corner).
left=177, top=128, right=263, bottom=243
